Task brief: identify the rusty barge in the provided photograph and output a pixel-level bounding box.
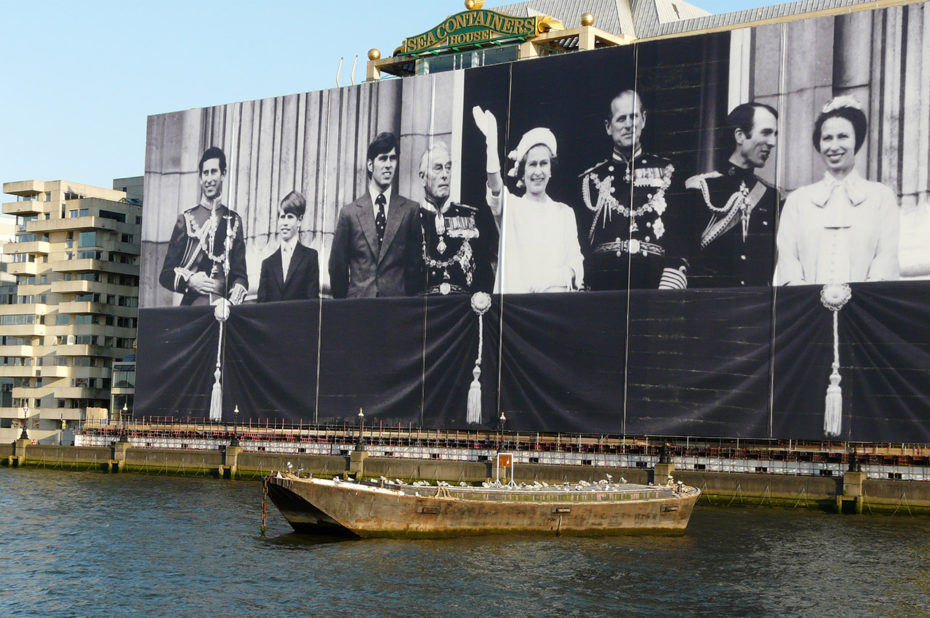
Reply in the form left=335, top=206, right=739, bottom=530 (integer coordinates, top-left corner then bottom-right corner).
left=266, top=472, right=700, bottom=538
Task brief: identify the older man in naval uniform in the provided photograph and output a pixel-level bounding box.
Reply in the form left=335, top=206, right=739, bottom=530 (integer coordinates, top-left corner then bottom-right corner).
left=415, top=141, right=494, bottom=295
left=159, top=146, right=248, bottom=306
left=685, top=102, right=779, bottom=287
left=580, top=90, right=688, bottom=290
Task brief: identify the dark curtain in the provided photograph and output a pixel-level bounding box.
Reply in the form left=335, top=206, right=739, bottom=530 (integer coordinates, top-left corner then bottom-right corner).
left=135, top=284, right=930, bottom=443
left=135, top=306, right=219, bottom=418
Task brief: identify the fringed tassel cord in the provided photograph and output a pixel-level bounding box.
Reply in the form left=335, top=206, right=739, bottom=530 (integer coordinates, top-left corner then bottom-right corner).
left=466, top=293, right=492, bottom=424
left=209, top=300, right=231, bottom=422
left=820, top=284, right=851, bottom=438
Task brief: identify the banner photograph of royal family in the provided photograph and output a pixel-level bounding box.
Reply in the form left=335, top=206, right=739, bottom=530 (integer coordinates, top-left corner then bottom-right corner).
left=137, top=2, right=930, bottom=441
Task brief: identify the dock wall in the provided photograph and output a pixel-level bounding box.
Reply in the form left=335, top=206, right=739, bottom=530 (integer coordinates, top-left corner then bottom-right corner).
left=4, top=443, right=929, bottom=514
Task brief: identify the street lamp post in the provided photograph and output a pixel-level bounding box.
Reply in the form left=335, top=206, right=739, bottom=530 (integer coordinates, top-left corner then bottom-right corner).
left=355, top=408, right=366, bottom=452
left=230, top=404, right=240, bottom=446
left=498, top=411, right=506, bottom=451
left=119, top=402, right=129, bottom=443
left=19, top=403, right=29, bottom=440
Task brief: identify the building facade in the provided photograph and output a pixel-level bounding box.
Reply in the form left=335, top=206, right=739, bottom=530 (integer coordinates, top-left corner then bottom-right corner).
left=0, top=180, right=141, bottom=443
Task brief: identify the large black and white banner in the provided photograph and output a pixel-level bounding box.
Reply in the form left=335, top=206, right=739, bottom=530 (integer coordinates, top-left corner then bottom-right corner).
left=138, top=4, right=930, bottom=441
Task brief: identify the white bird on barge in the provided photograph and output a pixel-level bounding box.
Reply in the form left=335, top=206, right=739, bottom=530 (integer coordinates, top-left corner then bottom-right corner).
left=265, top=470, right=700, bottom=538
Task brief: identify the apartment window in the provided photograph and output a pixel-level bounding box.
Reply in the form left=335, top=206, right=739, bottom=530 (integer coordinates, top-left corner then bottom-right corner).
left=113, top=367, right=135, bottom=388
left=100, top=210, right=126, bottom=223
left=0, top=315, right=35, bottom=325
left=74, top=315, right=97, bottom=325
left=121, top=234, right=134, bottom=244
left=69, top=210, right=78, bottom=218
left=56, top=315, right=71, bottom=325
left=77, top=250, right=100, bottom=260
left=78, top=232, right=98, bottom=248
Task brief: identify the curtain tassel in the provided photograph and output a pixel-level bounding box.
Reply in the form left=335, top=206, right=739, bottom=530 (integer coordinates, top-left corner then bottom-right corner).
left=466, top=293, right=492, bottom=425
left=209, top=300, right=230, bottom=422
left=820, top=284, right=851, bottom=438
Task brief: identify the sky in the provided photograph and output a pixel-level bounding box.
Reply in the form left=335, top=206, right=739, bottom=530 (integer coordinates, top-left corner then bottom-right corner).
left=0, top=0, right=773, bottom=193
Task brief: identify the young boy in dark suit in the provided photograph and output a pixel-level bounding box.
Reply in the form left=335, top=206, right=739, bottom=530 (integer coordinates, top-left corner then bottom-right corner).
left=257, top=191, right=320, bottom=302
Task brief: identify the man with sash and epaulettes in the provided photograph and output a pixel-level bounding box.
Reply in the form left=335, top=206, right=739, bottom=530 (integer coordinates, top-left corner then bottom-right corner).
left=580, top=90, right=689, bottom=291
left=159, top=146, right=248, bottom=306
left=685, top=102, right=780, bottom=287
left=416, top=141, right=495, bottom=295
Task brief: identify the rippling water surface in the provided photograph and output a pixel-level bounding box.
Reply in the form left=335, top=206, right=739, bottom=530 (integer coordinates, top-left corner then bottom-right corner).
left=1, top=468, right=928, bottom=616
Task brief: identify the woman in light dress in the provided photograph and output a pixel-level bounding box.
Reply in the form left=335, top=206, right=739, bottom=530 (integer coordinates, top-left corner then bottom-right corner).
left=775, top=96, right=899, bottom=285
left=472, top=106, right=584, bottom=294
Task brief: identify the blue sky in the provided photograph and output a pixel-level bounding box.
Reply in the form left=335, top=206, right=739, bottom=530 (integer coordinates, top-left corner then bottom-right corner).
left=0, top=0, right=772, bottom=192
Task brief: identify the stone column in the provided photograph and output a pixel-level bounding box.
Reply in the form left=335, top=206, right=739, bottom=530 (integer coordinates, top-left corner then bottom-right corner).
left=832, top=11, right=873, bottom=182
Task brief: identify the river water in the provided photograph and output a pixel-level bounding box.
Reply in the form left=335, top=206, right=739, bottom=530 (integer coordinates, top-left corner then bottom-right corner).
left=1, top=468, right=928, bottom=616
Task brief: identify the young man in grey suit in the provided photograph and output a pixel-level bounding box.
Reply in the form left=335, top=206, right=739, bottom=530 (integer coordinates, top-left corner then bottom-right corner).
left=328, top=132, right=422, bottom=298
left=257, top=190, right=320, bottom=302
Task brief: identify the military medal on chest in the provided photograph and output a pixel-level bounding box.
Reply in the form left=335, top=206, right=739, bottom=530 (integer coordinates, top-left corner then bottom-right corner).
left=422, top=203, right=479, bottom=293
left=582, top=158, right=674, bottom=244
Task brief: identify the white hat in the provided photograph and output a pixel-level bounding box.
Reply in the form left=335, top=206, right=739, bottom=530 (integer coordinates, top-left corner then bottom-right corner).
left=507, top=127, right=558, bottom=178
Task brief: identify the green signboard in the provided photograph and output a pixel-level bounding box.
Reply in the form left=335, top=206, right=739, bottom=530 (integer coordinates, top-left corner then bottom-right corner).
left=402, top=9, right=538, bottom=55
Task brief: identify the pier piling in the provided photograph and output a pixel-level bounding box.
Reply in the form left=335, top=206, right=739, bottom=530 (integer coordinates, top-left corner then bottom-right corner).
left=838, top=470, right=866, bottom=514
left=220, top=445, right=243, bottom=479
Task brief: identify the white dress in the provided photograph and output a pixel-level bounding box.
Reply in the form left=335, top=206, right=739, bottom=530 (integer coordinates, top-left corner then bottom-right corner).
left=775, top=170, right=899, bottom=285
left=488, top=188, right=585, bottom=294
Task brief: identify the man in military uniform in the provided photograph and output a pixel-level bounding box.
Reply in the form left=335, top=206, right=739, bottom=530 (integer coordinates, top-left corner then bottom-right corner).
left=684, top=102, right=779, bottom=287
left=416, top=142, right=494, bottom=294
left=159, top=146, right=248, bottom=306
left=580, top=90, right=688, bottom=290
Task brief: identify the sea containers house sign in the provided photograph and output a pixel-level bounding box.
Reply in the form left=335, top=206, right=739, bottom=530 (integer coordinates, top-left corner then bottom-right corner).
left=401, top=9, right=538, bottom=54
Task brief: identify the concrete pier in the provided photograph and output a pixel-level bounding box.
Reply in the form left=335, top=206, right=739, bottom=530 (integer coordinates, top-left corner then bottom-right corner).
left=349, top=450, right=368, bottom=477
left=838, top=470, right=867, bottom=514
left=6, top=438, right=30, bottom=467
left=219, top=445, right=243, bottom=479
